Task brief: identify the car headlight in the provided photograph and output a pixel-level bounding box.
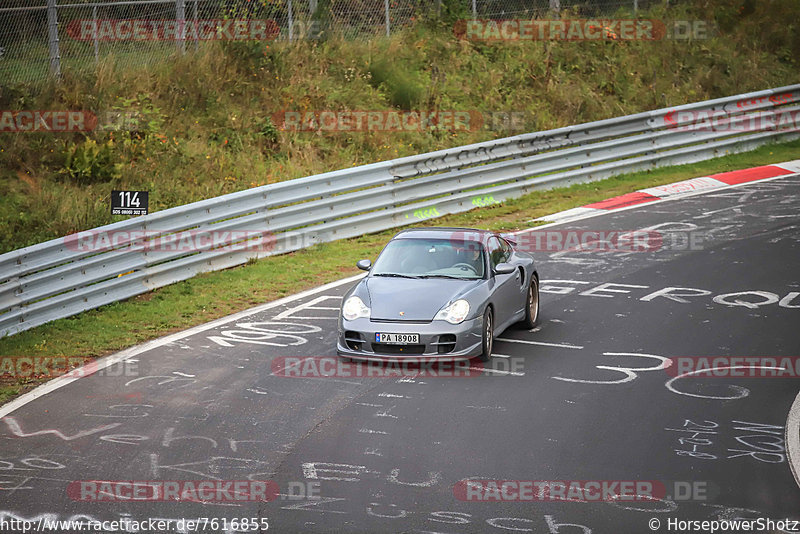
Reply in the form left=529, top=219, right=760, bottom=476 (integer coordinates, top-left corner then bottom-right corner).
left=434, top=299, right=470, bottom=324
left=342, top=296, right=370, bottom=321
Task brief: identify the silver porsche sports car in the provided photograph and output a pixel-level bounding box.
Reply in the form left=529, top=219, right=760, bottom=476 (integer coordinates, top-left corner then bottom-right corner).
left=337, top=227, right=539, bottom=362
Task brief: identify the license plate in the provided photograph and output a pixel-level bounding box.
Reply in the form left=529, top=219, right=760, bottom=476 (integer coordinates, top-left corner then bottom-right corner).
left=375, top=333, right=419, bottom=344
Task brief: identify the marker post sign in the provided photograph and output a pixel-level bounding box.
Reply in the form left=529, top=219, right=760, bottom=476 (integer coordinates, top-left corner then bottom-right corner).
left=111, top=190, right=149, bottom=216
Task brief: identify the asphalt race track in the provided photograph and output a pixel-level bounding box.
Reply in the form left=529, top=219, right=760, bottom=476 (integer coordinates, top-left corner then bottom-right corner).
left=1, top=174, right=799, bottom=533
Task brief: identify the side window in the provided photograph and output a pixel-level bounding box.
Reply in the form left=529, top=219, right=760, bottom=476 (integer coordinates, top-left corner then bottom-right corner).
left=487, top=237, right=503, bottom=268
left=498, top=238, right=512, bottom=263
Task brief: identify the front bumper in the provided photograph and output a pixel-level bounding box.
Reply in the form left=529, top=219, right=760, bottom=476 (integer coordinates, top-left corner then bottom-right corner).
left=337, top=315, right=484, bottom=362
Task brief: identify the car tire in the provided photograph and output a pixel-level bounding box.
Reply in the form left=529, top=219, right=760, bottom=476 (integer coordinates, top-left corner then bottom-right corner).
left=477, top=307, right=494, bottom=362
left=520, top=275, right=540, bottom=329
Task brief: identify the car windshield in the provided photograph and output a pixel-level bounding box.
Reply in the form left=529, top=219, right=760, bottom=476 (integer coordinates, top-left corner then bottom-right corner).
left=371, top=238, right=485, bottom=279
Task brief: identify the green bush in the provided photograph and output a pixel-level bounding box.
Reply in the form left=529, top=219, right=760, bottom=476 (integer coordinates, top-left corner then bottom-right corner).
left=61, top=138, right=120, bottom=184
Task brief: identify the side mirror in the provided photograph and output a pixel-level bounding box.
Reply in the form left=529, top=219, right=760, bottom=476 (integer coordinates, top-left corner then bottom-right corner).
left=493, top=262, right=515, bottom=275
left=356, top=259, right=372, bottom=271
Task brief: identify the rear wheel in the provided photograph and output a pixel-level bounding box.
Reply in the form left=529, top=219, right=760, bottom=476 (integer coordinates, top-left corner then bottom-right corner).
left=477, top=307, right=494, bottom=362
left=520, top=276, right=540, bottom=329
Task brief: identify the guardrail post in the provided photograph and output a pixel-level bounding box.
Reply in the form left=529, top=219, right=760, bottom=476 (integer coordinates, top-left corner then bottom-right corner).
left=308, top=0, right=318, bottom=40
left=92, top=6, right=99, bottom=64
left=175, top=0, right=186, bottom=54
left=192, top=0, right=198, bottom=51
left=288, top=0, right=294, bottom=41
left=384, top=0, right=390, bottom=37
left=46, top=0, right=61, bottom=78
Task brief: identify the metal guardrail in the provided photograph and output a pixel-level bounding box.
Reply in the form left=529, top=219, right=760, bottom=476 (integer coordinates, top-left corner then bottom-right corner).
left=1, top=84, right=799, bottom=337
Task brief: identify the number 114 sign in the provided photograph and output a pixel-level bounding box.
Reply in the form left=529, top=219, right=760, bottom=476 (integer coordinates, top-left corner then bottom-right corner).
left=111, top=190, right=149, bottom=216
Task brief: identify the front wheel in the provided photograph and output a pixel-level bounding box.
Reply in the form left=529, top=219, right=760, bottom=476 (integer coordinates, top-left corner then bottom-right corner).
left=520, top=276, right=540, bottom=329
left=476, top=307, right=494, bottom=362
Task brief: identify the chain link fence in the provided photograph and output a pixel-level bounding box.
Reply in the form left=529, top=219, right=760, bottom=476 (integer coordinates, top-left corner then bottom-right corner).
left=0, top=0, right=664, bottom=86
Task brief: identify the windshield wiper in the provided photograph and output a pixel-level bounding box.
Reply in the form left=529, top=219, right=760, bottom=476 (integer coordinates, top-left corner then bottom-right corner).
left=373, top=273, right=422, bottom=279
left=417, top=274, right=473, bottom=280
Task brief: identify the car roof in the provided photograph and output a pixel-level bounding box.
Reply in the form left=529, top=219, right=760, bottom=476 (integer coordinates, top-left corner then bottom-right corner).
left=392, top=227, right=499, bottom=244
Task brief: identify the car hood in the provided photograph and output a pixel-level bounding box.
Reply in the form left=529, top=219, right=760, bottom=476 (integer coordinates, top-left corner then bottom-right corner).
left=366, top=277, right=479, bottom=321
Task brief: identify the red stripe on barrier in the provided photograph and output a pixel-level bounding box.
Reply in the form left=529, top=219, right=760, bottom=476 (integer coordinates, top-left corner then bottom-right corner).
left=710, top=165, right=794, bottom=185
left=584, top=191, right=659, bottom=210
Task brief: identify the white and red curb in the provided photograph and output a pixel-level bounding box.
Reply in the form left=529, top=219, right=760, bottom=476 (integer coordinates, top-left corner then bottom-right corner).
left=534, top=160, right=800, bottom=225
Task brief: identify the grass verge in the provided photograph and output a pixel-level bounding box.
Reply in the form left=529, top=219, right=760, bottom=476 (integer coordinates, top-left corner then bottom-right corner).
left=1, top=138, right=798, bottom=404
